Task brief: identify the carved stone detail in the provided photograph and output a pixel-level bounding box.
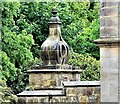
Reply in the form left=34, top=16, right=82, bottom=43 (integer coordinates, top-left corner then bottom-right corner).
left=41, top=7, right=69, bottom=65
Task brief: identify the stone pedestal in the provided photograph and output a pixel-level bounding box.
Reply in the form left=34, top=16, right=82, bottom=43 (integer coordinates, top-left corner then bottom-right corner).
left=17, top=64, right=101, bottom=103
left=17, top=65, right=82, bottom=103
left=28, top=69, right=81, bottom=89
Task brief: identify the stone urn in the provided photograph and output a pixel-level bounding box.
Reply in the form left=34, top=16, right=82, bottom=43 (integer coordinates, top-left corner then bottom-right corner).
left=41, top=7, right=69, bottom=65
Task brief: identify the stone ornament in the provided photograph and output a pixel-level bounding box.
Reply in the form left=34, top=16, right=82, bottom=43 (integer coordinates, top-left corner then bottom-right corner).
left=41, top=7, right=69, bottom=65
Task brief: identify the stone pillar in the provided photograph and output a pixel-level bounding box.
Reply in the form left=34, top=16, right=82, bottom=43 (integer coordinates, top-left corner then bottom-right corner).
left=94, top=0, right=120, bottom=103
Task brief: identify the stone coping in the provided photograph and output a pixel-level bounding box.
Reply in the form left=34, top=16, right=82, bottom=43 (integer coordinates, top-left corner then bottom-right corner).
left=32, top=64, right=80, bottom=70
left=32, top=87, right=63, bottom=90
left=94, top=38, right=120, bottom=44
left=17, top=90, right=65, bottom=97
left=63, top=81, right=101, bottom=87
left=27, top=69, right=82, bottom=73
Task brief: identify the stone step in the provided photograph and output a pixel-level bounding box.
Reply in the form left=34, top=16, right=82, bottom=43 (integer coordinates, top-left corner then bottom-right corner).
left=17, top=89, right=65, bottom=97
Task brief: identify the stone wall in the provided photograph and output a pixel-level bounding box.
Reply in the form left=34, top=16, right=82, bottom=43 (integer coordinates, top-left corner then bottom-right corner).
left=17, top=69, right=100, bottom=103
left=18, top=86, right=100, bottom=103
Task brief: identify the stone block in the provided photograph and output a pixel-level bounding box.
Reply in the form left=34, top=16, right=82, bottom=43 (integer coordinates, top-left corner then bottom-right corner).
left=100, top=17, right=105, bottom=27
left=76, top=88, right=83, bottom=96
left=100, top=2, right=107, bottom=8
left=17, top=97, right=26, bottom=104
left=101, top=2, right=118, bottom=8
left=28, top=71, right=80, bottom=88
left=106, top=2, right=118, bottom=7
left=106, top=16, right=118, bottom=26
left=41, top=74, right=52, bottom=80
left=38, top=97, right=48, bottom=102
left=82, top=88, right=93, bottom=96
left=94, top=87, right=101, bottom=95
left=101, top=81, right=118, bottom=102
left=101, top=58, right=118, bottom=69
left=80, top=96, right=89, bottom=104
left=66, top=88, right=77, bottom=96
left=109, top=81, right=118, bottom=96
left=100, top=47, right=110, bottom=58
left=109, top=47, right=119, bottom=58
left=100, top=7, right=118, bottom=16
left=100, top=47, right=119, bottom=58
left=41, top=79, right=53, bottom=87
left=27, top=97, right=34, bottom=103
left=100, top=26, right=118, bottom=38
left=29, top=74, right=42, bottom=87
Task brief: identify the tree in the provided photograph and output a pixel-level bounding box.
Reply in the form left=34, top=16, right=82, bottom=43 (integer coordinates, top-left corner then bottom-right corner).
left=1, top=2, right=100, bottom=94
left=15, top=2, right=100, bottom=59
left=1, top=2, right=35, bottom=93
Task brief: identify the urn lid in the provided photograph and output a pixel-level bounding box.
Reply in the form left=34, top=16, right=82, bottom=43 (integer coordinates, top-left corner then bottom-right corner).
left=48, top=7, right=61, bottom=24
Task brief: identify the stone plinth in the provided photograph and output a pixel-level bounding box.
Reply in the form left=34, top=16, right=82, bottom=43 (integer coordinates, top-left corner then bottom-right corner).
left=28, top=69, right=82, bottom=89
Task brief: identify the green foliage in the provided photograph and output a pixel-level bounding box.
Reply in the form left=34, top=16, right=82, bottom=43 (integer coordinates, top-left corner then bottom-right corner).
left=61, top=2, right=100, bottom=59
left=2, top=27, right=34, bottom=68
left=0, top=80, right=17, bottom=103
left=68, top=50, right=100, bottom=81
left=1, top=51, right=17, bottom=83
left=1, top=2, right=35, bottom=94
left=5, top=2, right=99, bottom=59
left=0, top=52, right=17, bottom=103
left=1, top=2, right=100, bottom=96
left=11, top=58, right=42, bottom=94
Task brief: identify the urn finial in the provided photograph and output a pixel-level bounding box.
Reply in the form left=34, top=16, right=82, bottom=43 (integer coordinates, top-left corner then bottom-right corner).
left=41, top=7, right=69, bottom=66
left=52, top=7, right=57, bottom=16
left=48, top=7, right=61, bottom=24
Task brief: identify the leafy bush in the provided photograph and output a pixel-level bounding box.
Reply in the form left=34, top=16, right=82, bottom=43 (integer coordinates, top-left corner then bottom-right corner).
left=1, top=51, right=17, bottom=85
left=2, top=27, right=34, bottom=68
left=1, top=2, right=99, bottom=59
left=1, top=1, right=100, bottom=95
left=68, top=50, right=100, bottom=81
left=0, top=80, right=17, bottom=104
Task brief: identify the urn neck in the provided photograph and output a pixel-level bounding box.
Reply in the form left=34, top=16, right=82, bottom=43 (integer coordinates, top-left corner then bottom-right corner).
left=49, top=24, right=61, bottom=38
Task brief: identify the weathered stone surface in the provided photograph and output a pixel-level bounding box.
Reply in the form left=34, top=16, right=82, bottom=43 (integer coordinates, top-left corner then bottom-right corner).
left=101, top=16, right=118, bottom=27
left=106, top=16, right=118, bottom=26
left=99, top=45, right=120, bottom=102
left=17, top=90, right=64, bottom=97
left=17, top=86, right=100, bottom=103
left=27, top=69, right=82, bottom=73
left=100, top=26, right=118, bottom=38
left=101, top=2, right=118, bottom=8
left=63, top=81, right=101, bottom=87
left=32, top=64, right=81, bottom=70
left=100, top=7, right=118, bottom=16
left=17, top=97, right=26, bottom=104
left=80, top=96, right=89, bottom=103
left=28, top=70, right=81, bottom=89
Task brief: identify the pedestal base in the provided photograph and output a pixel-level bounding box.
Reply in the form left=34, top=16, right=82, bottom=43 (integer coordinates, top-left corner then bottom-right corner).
left=28, top=69, right=82, bottom=89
